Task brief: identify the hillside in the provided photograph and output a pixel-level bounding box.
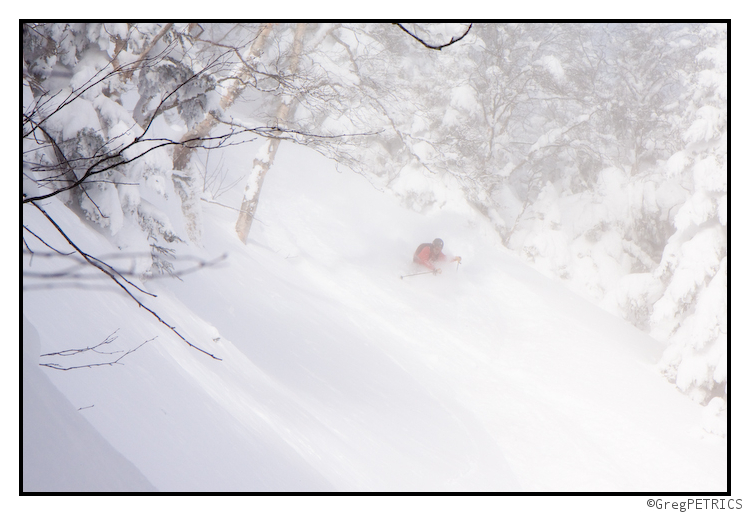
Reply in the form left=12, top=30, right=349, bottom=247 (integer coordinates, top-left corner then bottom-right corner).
left=22, top=141, right=726, bottom=492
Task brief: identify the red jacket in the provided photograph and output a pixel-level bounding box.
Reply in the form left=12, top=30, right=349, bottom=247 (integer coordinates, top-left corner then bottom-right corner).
left=413, top=243, right=447, bottom=270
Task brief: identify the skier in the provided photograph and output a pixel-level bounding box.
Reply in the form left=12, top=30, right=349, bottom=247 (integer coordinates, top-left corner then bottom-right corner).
left=413, top=238, right=461, bottom=274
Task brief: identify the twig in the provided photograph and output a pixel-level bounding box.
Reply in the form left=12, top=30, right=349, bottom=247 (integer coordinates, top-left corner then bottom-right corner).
left=23, top=225, right=74, bottom=256
left=201, top=198, right=243, bottom=212
left=40, top=336, right=156, bottom=371
left=23, top=129, right=250, bottom=205
left=218, top=118, right=382, bottom=140
left=40, top=329, right=121, bottom=357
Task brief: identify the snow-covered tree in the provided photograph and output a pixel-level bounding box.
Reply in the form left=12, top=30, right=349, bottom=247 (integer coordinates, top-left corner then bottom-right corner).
left=22, top=23, right=241, bottom=358
left=23, top=24, right=190, bottom=275
left=600, top=24, right=727, bottom=414
left=651, top=24, right=727, bottom=409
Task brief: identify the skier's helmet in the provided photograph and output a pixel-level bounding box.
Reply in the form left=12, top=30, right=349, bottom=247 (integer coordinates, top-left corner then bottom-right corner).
left=432, top=238, right=444, bottom=250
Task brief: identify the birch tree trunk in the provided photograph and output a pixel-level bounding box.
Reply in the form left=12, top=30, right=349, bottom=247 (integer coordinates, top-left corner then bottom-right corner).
left=235, top=23, right=306, bottom=244
left=171, top=23, right=274, bottom=243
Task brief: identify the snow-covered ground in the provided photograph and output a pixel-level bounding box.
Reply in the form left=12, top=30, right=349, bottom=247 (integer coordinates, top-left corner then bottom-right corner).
left=22, top=139, right=727, bottom=495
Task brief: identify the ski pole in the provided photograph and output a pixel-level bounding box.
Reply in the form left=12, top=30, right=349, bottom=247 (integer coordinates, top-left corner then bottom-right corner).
left=400, top=270, right=438, bottom=279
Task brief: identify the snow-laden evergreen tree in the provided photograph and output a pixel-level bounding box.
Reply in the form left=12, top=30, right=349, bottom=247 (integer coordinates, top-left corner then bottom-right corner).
left=650, top=24, right=727, bottom=412
left=599, top=24, right=727, bottom=419
left=23, top=23, right=221, bottom=274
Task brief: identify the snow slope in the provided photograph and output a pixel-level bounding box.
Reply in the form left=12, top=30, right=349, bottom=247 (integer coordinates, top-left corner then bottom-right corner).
left=22, top=316, right=156, bottom=492
left=22, top=141, right=726, bottom=492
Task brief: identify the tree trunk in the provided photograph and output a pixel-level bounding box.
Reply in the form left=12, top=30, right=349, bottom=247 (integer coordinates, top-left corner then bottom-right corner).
left=235, top=23, right=306, bottom=244
left=171, top=23, right=274, bottom=243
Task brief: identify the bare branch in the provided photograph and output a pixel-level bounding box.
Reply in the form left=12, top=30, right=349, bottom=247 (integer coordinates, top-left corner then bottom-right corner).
left=23, top=128, right=252, bottom=205
left=28, top=201, right=221, bottom=361
left=217, top=117, right=382, bottom=141
left=22, top=250, right=227, bottom=281
left=40, top=329, right=122, bottom=357
left=40, top=333, right=157, bottom=371
left=23, top=225, right=74, bottom=256
left=396, top=23, right=472, bottom=50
